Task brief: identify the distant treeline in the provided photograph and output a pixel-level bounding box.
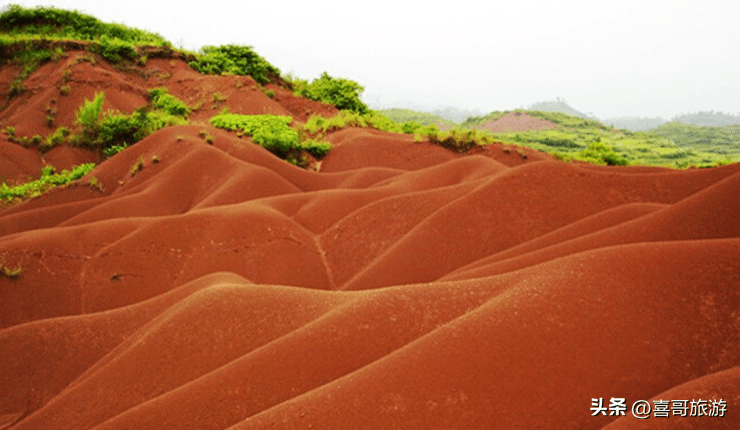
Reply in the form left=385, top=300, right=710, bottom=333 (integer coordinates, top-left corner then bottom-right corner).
left=650, top=122, right=740, bottom=151
left=604, top=117, right=668, bottom=132
left=606, top=111, right=740, bottom=131
left=378, top=109, right=454, bottom=126
left=671, top=111, right=740, bottom=127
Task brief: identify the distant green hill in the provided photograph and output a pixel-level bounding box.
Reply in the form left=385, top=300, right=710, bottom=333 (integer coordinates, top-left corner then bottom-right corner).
left=600, top=112, right=740, bottom=132
left=462, top=109, right=608, bottom=130
left=650, top=122, right=740, bottom=153
left=604, top=117, right=667, bottom=132
left=460, top=109, right=739, bottom=168
left=379, top=109, right=455, bottom=126
left=527, top=98, right=594, bottom=119
left=428, top=107, right=482, bottom=124
left=670, top=111, right=740, bottom=127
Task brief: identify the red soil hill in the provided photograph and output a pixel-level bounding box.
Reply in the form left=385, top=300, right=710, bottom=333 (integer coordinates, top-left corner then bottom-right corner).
left=1, top=54, right=739, bottom=430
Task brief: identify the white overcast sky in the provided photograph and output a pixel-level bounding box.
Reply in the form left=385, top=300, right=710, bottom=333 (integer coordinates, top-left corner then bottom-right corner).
left=6, top=0, right=740, bottom=119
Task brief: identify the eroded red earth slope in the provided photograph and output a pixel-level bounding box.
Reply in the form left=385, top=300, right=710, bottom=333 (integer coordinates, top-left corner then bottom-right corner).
left=1, top=54, right=738, bottom=430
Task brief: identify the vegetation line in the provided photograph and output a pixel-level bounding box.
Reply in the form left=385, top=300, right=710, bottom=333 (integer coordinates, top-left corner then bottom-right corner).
left=1, top=163, right=95, bottom=204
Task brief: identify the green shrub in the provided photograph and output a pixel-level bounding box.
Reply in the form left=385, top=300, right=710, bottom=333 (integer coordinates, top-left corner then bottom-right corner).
left=188, top=45, right=280, bottom=84
left=8, top=78, right=24, bottom=97
left=576, top=142, right=629, bottom=166
left=427, top=128, right=484, bottom=153
left=102, top=142, right=128, bottom=157
left=301, top=139, right=332, bottom=158
left=287, top=154, right=309, bottom=168
left=87, top=175, right=104, bottom=192
left=217, top=114, right=298, bottom=156
left=4, top=126, right=16, bottom=139
left=1, top=162, right=95, bottom=203
left=292, top=72, right=369, bottom=113
left=149, top=87, right=190, bottom=117
left=43, top=126, right=69, bottom=148
left=130, top=156, right=144, bottom=176
left=210, top=113, right=305, bottom=158
left=71, top=92, right=186, bottom=150
left=139, top=110, right=186, bottom=135
left=97, top=113, right=140, bottom=147
left=0, top=264, right=22, bottom=278
left=303, top=111, right=442, bottom=142
left=76, top=91, right=105, bottom=131
left=211, top=92, right=227, bottom=107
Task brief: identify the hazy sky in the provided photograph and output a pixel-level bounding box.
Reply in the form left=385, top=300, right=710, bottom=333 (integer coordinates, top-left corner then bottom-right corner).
left=7, top=0, right=740, bottom=119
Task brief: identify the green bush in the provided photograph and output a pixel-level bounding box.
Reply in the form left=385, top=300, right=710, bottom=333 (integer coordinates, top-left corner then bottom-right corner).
left=0, top=263, right=22, bottom=278
left=576, top=142, right=629, bottom=166
left=301, top=139, right=332, bottom=158
left=76, top=91, right=105, bottom=131
left=149, top=88, right=190, bottom=117
left=303, top=111, right=439, bottom=138
left=72, top=92, right=186, bottom=150
left=291, top=72, right=368, bottom=113
left=188, top=45, right=280, bottom=84
left=210, top=113, right=300, bottom=157
left=140, top=110, right=186, bottom=134
left=102, top=142, right=128, bottom=157
left=210, top=114, right=334, bottom=160
left=97, top=113, right=140, bottom=147
left=1, top=162, right=95, bottom=203
left=426, top=128, right=489, bottom=153
left=43, top=126, right=69, bottom=148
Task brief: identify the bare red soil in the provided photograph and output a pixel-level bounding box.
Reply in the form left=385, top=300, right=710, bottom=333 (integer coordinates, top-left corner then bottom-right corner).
left=1, top=55, right=739, bottom=430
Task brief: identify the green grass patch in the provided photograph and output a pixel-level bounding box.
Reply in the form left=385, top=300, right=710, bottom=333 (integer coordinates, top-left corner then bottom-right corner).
left=303, top=110, right=438, bottom=136
left=425, top=128, right=495, bottom=153
left=302, top=111, right=493, bottom=153
left=0, top=4, right=167, bottom=45
left=210, top=114, right=301, bottom=157
left=210, top=113, right=333, bottom=161
left=1, top=163, right=95, bottom=203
